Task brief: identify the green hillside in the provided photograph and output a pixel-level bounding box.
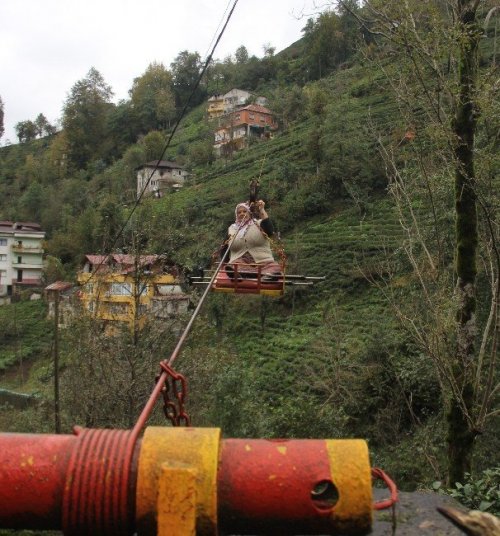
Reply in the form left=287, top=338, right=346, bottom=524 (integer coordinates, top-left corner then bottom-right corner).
left=0, top=300, right=50, bottom=377
left=0, top=1, right=498, bottom=496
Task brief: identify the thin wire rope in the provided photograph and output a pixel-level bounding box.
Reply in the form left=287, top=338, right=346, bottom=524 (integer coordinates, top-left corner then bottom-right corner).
left=83, top=0, right=240, bottom=290
left=257, top=144, right=269, bottom=181
left=254, top=146, right=287, bottom=266
left=125, top=0, right=241, bottom=461
left=129, top=0, right=231, bottom=251
left=202, top=0, right=234, bottom=60
left=123, top=0, right=240, bottom=229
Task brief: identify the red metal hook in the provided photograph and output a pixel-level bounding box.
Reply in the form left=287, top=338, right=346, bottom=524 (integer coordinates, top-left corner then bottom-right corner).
left=372, top=467, right=398, bottom=510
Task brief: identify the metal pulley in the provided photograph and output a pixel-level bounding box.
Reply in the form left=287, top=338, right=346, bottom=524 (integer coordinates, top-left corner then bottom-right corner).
left=0, top=426, right=374, bottom=535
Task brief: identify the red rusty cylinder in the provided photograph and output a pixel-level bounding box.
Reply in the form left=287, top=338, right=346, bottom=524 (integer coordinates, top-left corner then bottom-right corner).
left=0, top=428, right=139, bottom=535
left=0, top=429, right=373, bottom=535
left=218, top=438, right=372, bottom=535
left=0, top=432, right=75, bottom=529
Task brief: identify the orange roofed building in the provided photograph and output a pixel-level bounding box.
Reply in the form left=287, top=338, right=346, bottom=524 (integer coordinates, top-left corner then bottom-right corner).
left=214, top=104, right=278, bottom=155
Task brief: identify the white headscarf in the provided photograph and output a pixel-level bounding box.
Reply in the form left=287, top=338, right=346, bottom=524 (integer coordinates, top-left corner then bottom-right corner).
left=232, top=202, right=254, bottom=237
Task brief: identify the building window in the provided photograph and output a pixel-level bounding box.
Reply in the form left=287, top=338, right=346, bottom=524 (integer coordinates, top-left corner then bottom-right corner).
left=18, top=256, right=22, bottom=264
left=110, top=282, right=132, bottom=296
left=17, top=270, right=23, bottom=282
left=0, top=254, right=6, bottom=262
left=0, top=239, right=7, bottom=246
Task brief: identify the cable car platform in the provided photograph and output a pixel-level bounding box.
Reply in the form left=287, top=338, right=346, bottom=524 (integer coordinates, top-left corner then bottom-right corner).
left=191, top=264, right=325, bottom=296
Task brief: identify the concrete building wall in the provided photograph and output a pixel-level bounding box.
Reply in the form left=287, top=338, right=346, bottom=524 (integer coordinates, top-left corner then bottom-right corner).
left=137, top=166, right=188, bottom=198
left=0, top=224, right=44, bottom=296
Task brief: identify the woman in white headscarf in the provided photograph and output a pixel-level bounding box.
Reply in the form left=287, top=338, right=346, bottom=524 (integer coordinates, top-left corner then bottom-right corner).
left=223, top=200, right=281, bottom=280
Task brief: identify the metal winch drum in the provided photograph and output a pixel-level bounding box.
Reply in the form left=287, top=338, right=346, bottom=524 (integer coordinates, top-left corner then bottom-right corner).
left=0, top=426, right=376, bottom=535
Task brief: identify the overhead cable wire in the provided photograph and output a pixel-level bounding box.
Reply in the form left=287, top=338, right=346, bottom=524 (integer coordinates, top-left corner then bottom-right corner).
left=119, top=1, right=242, bottom=463
left=202, top=0, right=234, bottom=60
left=118, top=0, right=240, bottom=237
left=83, top=0, right=240, bottom=288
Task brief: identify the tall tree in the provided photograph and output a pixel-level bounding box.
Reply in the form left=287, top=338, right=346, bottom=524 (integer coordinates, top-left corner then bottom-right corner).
left=130, top=62, right=176, bottom=133
left=140, top=130, right=166, bottom=162
left=303, top=4, right=362, bottom=80
left=269, top=85, right=305, bottom=130
left=95, top=196, right=124, bottom=252
left=448, top=0, right=483, bottom=486
left=15, top=120, right=38, bottom=143
left=263, top=43, right=276, bottom=57
left=170, top=50, right=205, bottom=109
left=337, top=0, right=362, bottom=61
left=235, top=45, right=249, bottom=64
left=62, top=67, right=114, bottom=169
left=106, top=100, right=139, bottom=155
left=345, top=0, right=499, bottom=484
left=34, top=113, right=55, bottom=138
left=19, top=181, right=44, bottom=220
left=302, top=12, right=342, bottom=79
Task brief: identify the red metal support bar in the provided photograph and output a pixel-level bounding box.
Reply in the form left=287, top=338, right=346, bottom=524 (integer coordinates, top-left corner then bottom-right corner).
left=130, top=223, right=244, bottom=439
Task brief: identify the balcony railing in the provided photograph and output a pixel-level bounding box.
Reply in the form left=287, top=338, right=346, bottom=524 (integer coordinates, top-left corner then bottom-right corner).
left=11, top=261, right=43, bottom=269
left=11, top=244, right=43, bottom=254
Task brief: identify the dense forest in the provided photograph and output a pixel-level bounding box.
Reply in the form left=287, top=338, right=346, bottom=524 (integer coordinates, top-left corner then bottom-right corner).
left=0, top=0, right=499, bottom=513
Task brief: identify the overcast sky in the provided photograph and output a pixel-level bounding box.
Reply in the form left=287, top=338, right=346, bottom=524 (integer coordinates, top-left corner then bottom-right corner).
left=0, top=0, right=322, bottom=144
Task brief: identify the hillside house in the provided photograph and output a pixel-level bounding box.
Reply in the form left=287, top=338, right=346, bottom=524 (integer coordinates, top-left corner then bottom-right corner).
left=207, top=89, right=269, bottom=120
left=221, top=89, right=268, bottom=113
left=214, top=104, right=278, bottom=155
left=77, top=254, right=189, bottom=332
left=0, top=221, right=45, bottom=297
left=207, top=94, right=224, bottom=119
left=136, top=161, right=188, bottom=199
left=223, top=88, right=252, bottom=113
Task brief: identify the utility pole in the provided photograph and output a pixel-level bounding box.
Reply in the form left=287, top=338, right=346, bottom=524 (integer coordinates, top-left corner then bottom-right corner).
left=53, top=289, right=61, bottom=434
left=14, top=300, right=23, bottom=385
